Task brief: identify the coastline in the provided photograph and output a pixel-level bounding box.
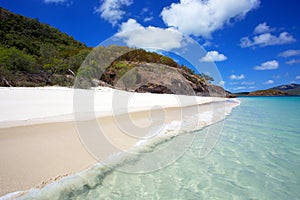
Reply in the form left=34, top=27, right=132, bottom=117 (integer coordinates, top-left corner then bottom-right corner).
left=0, top=87, right=240, bottom=198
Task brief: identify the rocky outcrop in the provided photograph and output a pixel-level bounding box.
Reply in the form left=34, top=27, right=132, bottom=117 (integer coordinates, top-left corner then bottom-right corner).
left=101, top=62, right=220, bottom=96
left=207, top=84, right=236, bottom=98
left=0, top=72, right=74, bottom=87
left=135, top=83, right=173, bottom=94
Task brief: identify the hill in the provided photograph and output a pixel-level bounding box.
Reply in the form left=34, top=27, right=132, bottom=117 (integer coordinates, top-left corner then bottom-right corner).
left=270, top=84, right=300, bottom=95
left=233, top=92, right=250, bottom=96
left=0, top=7, right=234, bottom=97
left=234, top=84, right=300, bottom=96
left=248, top=89, right=290, bottom=96
left=270, top=83, right=300, bottom=91
left=0, top=7, right=91, bottom=86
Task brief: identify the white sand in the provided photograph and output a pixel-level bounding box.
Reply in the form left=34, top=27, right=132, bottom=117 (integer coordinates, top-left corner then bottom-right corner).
left=0, top=86, right=237, bottom=197
left=0, top=86, right=224, bottom=128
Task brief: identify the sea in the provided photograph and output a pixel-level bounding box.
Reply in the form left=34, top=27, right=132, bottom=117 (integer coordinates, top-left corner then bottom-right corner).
left=18, top=97, right=300, bottom=199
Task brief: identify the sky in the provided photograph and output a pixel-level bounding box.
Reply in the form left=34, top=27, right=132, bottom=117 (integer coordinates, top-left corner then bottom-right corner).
left=1, top=0, right=300, bottom=92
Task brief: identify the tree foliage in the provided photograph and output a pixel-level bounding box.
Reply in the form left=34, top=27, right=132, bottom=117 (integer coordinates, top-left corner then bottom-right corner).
left=0, top=46, right=37, bottom=72
left=113, top=49, right=179, bottom=68
left=0, top=7, right=91, bottom=86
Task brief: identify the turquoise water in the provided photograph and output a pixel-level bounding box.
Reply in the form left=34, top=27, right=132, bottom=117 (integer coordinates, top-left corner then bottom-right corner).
left=22, top=97, right=300, bottom=199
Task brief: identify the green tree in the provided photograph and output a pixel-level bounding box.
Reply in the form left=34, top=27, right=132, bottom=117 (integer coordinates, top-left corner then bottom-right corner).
left=0, top=47, right=37, bottom=72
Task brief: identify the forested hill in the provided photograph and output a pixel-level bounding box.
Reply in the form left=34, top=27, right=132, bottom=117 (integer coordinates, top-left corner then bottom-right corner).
left=0, top=7, right=87, bottom=55
left=0, top=7, right=91, bottom=86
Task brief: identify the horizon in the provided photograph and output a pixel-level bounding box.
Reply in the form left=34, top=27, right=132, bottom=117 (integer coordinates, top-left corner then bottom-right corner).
left=1, top=0, right=300, bottom=93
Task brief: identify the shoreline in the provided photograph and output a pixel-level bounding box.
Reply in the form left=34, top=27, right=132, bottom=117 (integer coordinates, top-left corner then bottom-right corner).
left=0, top=87, right=240, bottom=198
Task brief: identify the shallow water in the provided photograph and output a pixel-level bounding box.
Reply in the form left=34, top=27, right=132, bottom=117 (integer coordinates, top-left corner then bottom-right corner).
left=21, top=97, right=300, bottom=199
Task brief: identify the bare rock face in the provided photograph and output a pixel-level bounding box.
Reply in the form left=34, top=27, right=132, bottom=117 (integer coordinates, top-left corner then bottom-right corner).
left=207, top=84, right=236, bottom=98
left=98, top=62, right=233, bottom=97
left=135, top=83, right=173, bottom=94
left=104, top=63, right=206, bottom=96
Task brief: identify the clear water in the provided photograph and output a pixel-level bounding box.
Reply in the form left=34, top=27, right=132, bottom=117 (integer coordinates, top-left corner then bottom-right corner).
left=21, top=97, right=300, bottom=199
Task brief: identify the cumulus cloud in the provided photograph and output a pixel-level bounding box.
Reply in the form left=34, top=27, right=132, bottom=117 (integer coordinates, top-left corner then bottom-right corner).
left=240, top=32, right=296, bottom=48
left=200, top=51, right=227, bottom=62
left=263, top=80, right=274, bottom=84
left=116, top=19, right=183, bottom=50
left=254, top=22, right=273, bottom=34
left=161, top=0, right=260, bottom=38
left=229, top=74, right=245, bottom=80
left=95, top=0, right=133, bottom=26
left=286, top=59, right=300, bottom=65
left=279, top=49, right=300, bottom=57
left=254, top=60, right=279, bottom=70
left=118, top=18, right=143, bottom=31
left=296, top=76, right=300, bottom=80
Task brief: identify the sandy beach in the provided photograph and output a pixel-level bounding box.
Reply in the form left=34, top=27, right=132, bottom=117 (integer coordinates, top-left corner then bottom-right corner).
left=0, top=87, right=237, bottom=197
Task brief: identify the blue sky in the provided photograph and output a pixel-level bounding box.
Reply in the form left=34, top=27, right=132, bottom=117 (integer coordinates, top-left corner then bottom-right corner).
left=1, top=0, right=300, bottom=92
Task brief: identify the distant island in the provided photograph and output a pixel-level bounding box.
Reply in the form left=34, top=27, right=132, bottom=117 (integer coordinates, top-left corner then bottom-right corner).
left=234, top=84, right=300, bottom=96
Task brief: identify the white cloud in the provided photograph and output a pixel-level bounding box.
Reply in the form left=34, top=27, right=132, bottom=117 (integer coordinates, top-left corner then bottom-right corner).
left=229, top=82, right=238, bottom=85
left=263, top=80, right=274, bottom=84
left=95, top=0, right=133, bottom=26
left=254, top=22, right=273, bottom=34
left=232, top=86, right=247, bottom=91
left=229, top=74, right=245, bottom=80
left=241, top=81, right=255, bottom=85
left=116, top=19, right=184, bottom=50
left=44, top=0, right=67, bottom=3
left=296, top=76, right=300, bottom=80
left=240, top=32, right=296, bottom=48
left=254, top=60, right=279, bottom=71
left=118, top=18, right=143, bottom=31
left=200, top=51, right=227, bottom=62
left=141, top=7, right=149, bottom=14
left=286, top=59, right=300, bottom=65
left=279, top=49, right=300, bottom=57
left=161, top=0, right=260, bottom=38
left=143, top=16, right=154, bottom=22
left=202, top=41, right=213, bottom=47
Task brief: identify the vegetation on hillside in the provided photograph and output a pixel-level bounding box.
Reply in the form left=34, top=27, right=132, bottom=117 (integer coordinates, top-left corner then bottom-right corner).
left=0, top=7, right=91, bottom=86
left=248, top=89, right=289, bottom=96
